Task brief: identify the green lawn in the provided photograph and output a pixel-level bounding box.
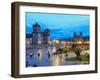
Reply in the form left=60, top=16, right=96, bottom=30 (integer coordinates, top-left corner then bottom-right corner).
left=65, top=55, right=89, bottom=61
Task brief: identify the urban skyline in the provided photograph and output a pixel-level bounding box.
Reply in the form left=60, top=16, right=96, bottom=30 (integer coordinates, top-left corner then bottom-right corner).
left=26, top=12, right=90, bottom=40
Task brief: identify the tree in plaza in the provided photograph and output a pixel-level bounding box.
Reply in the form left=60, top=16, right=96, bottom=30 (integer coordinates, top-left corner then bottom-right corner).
left=56, top=47, right=69, bottom=55
left=74, top=46, right=82, bottom=59
left=62, top=47, right=69, bottom=57
left=56, top=48, right=63, bottom=54
left=63, top=48, right=68, bottom=53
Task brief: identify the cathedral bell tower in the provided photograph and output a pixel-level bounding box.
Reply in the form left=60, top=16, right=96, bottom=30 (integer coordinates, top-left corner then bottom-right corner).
left=32, top=22, right=42, bottom=45
left=43, top=28, right=50, bottom=44
left=33, top=22, right=40, bottom=33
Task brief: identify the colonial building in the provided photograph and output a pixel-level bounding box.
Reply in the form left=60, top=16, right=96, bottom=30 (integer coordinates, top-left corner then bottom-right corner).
left=73, top=32, right=83, bottom=42
left=32, top=22, right=50, bottom=45
left=73, top=32, right=89, bottom=46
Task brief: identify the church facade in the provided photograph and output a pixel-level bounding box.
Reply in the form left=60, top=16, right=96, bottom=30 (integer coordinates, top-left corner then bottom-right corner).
left=73, top=32, right=83, bottom=42
left=32, top=23, right=50, bottom=45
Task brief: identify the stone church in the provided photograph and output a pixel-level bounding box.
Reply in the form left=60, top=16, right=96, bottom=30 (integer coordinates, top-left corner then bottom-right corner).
left=32, top=22, right=50, bottom=45
left=73, top=32, right=83, bottom=41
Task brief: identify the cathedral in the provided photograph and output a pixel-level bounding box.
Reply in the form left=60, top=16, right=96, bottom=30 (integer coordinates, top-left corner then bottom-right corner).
left=73, top=32, right=83, bottom=42
left=32, top=22, right=50, bottom=45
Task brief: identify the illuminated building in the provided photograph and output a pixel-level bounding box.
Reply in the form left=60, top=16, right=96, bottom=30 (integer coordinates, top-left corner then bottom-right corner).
left=32, top=22, right=50, bottom=45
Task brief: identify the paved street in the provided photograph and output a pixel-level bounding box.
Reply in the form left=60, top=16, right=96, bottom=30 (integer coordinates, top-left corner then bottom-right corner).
left=26, top=45, right=89, bottom=67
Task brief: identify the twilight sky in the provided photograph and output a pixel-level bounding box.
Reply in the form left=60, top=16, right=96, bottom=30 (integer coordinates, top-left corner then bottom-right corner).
left=26, top=12, right=90, bottom=40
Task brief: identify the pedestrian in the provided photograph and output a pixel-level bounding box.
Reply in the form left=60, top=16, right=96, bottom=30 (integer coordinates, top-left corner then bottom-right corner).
left=38, top=52, right=40, bottom=57
left=26, top=61, right=28, bottom=67
left=47, top=51, right=50, bottom=58
left=30, top=52, right=33, bottom=57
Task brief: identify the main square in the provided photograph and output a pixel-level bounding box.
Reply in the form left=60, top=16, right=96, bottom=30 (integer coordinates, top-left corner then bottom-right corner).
left=25, top=12, right=90, bottom=67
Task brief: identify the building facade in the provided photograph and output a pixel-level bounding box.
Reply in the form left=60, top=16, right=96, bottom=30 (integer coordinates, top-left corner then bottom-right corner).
left=32, top=23, right=50, bottom=45
left=73, top=32, right=83, bottom=42
left=73, top=32, right=89, bottom=46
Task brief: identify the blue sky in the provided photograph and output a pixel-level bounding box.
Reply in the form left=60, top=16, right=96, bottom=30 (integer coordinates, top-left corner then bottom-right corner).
left=26, top=12, right=90, bottom=40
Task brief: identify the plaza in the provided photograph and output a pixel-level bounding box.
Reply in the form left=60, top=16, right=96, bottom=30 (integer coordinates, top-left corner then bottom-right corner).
left=26, top=44, right=89, bottom=67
